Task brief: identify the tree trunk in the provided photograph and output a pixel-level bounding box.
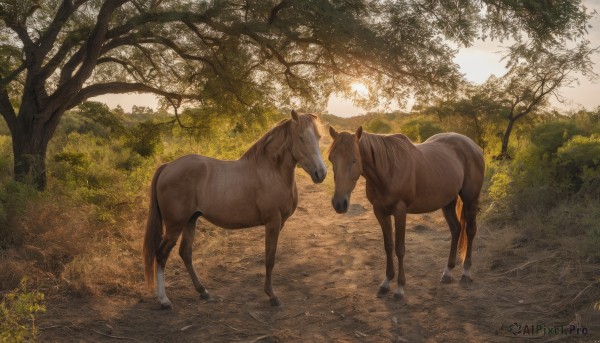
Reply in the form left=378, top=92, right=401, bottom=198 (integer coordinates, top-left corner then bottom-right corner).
left=12, top=129, right=50, bottom=190
left=9, top=105, right=61, bottom=191
left=498, top=118, right=516, bottom=160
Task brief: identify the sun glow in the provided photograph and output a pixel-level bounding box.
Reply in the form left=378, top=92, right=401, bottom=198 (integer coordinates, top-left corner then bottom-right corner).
left=350, top=82, right=369, bottom=97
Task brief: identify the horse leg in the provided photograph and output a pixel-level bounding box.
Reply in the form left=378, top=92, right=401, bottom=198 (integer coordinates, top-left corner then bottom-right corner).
left=264, top=217, right=283, bottom=307
left=393, top=205, right=407, bottom=298
left=440, top=198, right=461, bottom=284
left=179, top=217, right=214, bottom=301
left=374, top=206, right=394, bottom=297
left=155, top=224, right=183, bottom=309
left=461, top=200, right=478, bottom=283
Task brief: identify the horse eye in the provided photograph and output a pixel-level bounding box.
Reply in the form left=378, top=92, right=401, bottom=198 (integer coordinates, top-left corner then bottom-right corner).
left=352, top=159, right=357, bottom=164
left=299, top=136, right=304, bottom=142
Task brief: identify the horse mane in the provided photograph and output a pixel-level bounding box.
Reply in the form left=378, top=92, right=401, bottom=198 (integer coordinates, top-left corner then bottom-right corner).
left=358, top=132, right=415, bottom=175
left=241, top=113, right=321, bottom=163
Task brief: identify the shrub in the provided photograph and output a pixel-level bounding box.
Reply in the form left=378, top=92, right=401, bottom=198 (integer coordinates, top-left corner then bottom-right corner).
left=555, top=135, right=600, bottom=193
left=364, top=118, right=392, bottom=133
left=400, top=118, right=443, bottom=142
left=0, top=135, right=11, bottom=173
left=127, top=122, right=163, bottom=157
left=530, top=121, right=583, bottom=156
left=0, top=278, right=46, bottom=343
left=0, top=180, right=38, bottom=248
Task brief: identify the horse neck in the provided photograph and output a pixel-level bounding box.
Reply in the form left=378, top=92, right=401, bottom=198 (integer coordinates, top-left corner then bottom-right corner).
left=265, top=149, right=296, bottom=176
left=249, top=135, right=297, bottom=185
left=358, top=133, right=413, bottom=185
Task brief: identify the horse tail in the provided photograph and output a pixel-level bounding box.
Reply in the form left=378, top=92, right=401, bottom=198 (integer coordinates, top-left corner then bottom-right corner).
left=144, top=163, right=167, bottom=291
left=456, top=196, right=468, bottom=263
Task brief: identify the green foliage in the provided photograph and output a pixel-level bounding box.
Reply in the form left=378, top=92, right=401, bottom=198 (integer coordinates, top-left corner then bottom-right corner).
left=0, top=135, right=11, bottom=176
left=0, top=278, right=46, bottom=343
left=50, top=132, right=142, bottom=223
left=400, top=118, right=443, bottom=142
left=0, top=180, right=38, bottom=248
left=482, top=114, right=600, bottom=253
left=127, top=122, right=163, bottom=158
left=530, top=121, right=583, bottom=155
left=363, top=118, right=392, bottom=133
left=488, top=170, right=513, bottom=205
left=58, top=103, right=124, bottom=138
left=555, top=135, right=600, bottom=192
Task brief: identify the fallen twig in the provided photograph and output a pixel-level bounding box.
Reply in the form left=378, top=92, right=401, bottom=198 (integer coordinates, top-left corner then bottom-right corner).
left=247, top=311, right=269, bottom=325
left=89, top=328, right=135, bottom=341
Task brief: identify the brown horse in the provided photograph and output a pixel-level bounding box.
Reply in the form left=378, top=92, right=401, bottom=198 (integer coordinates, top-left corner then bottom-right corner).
left=328, top=126, right=484, bottom=298
left=144, top=110, right=327, bottom=308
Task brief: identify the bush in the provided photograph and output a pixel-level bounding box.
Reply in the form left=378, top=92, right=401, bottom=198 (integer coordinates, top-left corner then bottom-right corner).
left=0, top=278, right=46, bottom=343
left=400, top=118, right=443, bottom=142
left=555, top=135, right=600, bottom=193
left=127, top=122, right=163, bottom=157
left=530, top=121, right=583, bottom=156
left=364, top=118, right=392, bottom=133
left=0, top=180, right=38, bottom=248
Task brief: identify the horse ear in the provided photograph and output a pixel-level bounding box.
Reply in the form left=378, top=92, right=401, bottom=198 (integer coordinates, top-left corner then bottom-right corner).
left=329, top=126, right=339, bottom=139
left=355, top=126, right=363, bottom=140
left=291, top=109, right=299, bottom=121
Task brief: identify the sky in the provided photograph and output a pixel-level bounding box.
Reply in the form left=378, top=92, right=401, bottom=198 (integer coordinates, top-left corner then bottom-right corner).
left=95, top=1, right=600, bottom=118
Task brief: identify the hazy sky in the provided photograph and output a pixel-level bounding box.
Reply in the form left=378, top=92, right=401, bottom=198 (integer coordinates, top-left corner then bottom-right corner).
left=95, top=1, right=600, bottom=118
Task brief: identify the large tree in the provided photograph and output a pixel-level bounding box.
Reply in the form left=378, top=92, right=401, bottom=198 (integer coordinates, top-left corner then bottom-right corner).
left=0, top=0, right=593, bottom=189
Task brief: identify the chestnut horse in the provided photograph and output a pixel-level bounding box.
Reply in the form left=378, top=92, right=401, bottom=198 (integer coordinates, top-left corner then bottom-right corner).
left=144, top=110, right=327, bottom=308
left=328, top=126, right=484, bottom=298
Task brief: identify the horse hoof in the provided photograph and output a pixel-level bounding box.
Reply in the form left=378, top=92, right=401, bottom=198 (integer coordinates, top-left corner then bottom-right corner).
left=460, top=275, right=473, bottom=284
left=393, top=292, right=405, bottom=299
left=200, top=293, right=217, bottom=302
left=440, top=274, right=453, bottom=284
left=160, top=301, right=173, bottom=310
left=269, top=297, right=283, bottom=307
left=377, top=286, right=390, bottom=298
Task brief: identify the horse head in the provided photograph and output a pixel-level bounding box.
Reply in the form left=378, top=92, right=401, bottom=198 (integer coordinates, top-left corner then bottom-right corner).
left=328, top=126, right=363, bottom=213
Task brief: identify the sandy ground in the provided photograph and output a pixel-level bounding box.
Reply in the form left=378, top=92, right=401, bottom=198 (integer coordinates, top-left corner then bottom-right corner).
left=39, top=174, right=600, bottom=342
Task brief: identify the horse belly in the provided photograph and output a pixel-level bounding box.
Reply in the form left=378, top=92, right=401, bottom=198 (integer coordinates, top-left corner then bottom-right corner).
left=196, top=184, right=263, bottom=229
left=201, top=212, right=263, bottom=230
left=407, top=182, right=461, bottom=214
left=407, top=196, right=453, bottom=214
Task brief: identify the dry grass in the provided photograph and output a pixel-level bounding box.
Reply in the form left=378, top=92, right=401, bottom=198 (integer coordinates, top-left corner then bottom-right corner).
left=0, top=189, right=146, bottom=297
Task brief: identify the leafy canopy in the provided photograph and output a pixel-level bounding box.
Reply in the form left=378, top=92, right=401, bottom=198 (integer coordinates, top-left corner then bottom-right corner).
left=0, top=0, right=593, bottom=120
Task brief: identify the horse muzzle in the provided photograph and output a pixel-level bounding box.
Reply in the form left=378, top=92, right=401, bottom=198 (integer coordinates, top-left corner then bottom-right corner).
left=332, top=196, right=349, bottom=214
left=311, top=167, right=327, bottom=184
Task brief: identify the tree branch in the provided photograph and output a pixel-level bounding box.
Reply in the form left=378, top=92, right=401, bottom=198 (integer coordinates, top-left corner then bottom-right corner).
left=36, top=0, right=87, bottom=61
left=96, top=57, right=148, bottom=82
left=69, top=82, right=200, bottom=109
left=39, top=27, right=90, bottom=82
left=0, top=87, right=18, bottom=134
left=0, top=63, right=26, bottom=87
left=106, top=11, right=211, bottom=40
left=46, top=0, right=130, bottom=120
left=268, top=0, right=292, bottom=24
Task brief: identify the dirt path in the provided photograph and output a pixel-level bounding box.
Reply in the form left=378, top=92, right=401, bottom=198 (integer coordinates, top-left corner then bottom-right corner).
left=39, top=174, right=599, bottom=342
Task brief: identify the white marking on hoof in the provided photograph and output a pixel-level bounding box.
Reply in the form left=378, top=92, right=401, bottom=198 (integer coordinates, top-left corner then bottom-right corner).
left=462, top=267, right=471, bottom=279
left=443, top=266, right=452, bottom=278
left=160, top=299, right=172, bottom=309
left=440, top=266, right=454, bottom=283
left=461, top=267, right=472, bottom=283
left=157, top=266, right=171, bottom=307
left=379, top=278, right=390, bottom=289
